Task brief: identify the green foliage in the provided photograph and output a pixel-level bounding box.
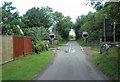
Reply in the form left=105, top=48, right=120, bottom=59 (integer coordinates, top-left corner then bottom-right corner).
left=55, top=16, right=73, bottom=39
left=34, top=39, right=48, bottom=53
left=22, top=27, right=49, bottom=53
left=77, top=39, right=91, bottom=46
left=56, top=34, right=63, bottom=41
left=2, top=1, right=73, bottom=41
left=92, top=47, right=119, bottom=80
left=23, top=27, right=49, bottom=40
left=90, top=47, right=100, bottom=52
left=22, top=6, right=53, bottom=28
left=103, top=2, right=120, bottom=41
left=74, top=12, right=101, bottom=42
left=52, top=12, right=73, bottom=39
left=2, top=2, right=16, bottom=11
left=2, top=51, right=53, bottom=80
left=2, top=2, right=22, bottom=35
left=74, top=2, right=120, bottom=42
left=103, top=2, right=120, bottom=23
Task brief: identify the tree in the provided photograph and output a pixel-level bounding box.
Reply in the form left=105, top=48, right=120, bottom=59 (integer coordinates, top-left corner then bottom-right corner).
left=56, top=16, right=73, bottom=39
left=22, top=6, right=53, bottom=28
left=74, top=1, right=120, bottom=42
left=2, top=2, right=22, bottom=35
left=51, top=12, right=73, bottom=39
left=23, top=27, right=49, bottom=41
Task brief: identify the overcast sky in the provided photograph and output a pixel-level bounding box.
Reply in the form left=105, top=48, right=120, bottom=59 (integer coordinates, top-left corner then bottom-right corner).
left=1, top=0, right=96, bottom=22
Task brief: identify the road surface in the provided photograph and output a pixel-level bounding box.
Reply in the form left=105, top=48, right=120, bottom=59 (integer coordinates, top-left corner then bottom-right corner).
left=34, top=41, right=107, bottom=80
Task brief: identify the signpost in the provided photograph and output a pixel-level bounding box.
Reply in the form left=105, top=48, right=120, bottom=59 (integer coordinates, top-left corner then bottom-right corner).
left=49, top=32, right=55, bottom=46
left=82, top=32, right=89, bottom=43
left=104, top=18, right=113, bottom=42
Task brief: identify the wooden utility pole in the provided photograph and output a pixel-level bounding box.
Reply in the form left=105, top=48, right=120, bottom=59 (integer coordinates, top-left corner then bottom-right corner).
left=104, top=19, right=106, bottom=42
left=113, top=22, right=116, bottom=42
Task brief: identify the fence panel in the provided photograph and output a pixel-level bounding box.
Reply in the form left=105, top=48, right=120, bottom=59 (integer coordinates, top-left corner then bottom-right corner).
left=23, top=37, right=32, bottom=54
left=13, top=36, right=32, bottom=58
left=1, top=36, right=13, bottom=64
left=0, top=36, right=2, bottom=64
left=13, top=36, right=24, bottom=58
left=0, top=36, right=32, bottom=63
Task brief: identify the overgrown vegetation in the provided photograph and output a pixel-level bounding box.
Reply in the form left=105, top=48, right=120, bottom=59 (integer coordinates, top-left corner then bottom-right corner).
left=91, top=47, right=100, bottom=52
left=74, top=2, right=120, bottom=42
left=77, top=38, right=89, bottom=46
left=56, top=34, right=63, bottom=42
left=34, top=39, right=48, bottom=53
left=75, top=2, right=120, bottom=80
left=2, top=51, right=53, bottom=80
left=77, top=39, right=98, bottom=47
left=92, top=47, right=119, bottom=80
left=1, top=2, right=73, bottom=53
left=1, top=2, right=73, bottom=40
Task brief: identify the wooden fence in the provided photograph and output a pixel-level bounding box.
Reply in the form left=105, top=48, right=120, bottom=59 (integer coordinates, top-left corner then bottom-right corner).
left=1, top=36, right=13, bottom=64
left=23, top=37, right=32, bottom=55
left=13, top=36, right=32, bottom=58
left=0, top=36, right=32, bottom=64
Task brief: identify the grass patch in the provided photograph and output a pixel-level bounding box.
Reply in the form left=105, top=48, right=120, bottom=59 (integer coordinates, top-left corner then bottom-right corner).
left=77, top=39, right=86, bottom=46
left=77, top=39, right=94, bottom=47
left=57, top=43, right=65, bottom=46
left=2, top=51, right=53, bottom=80
left=91, top=47, right=100, bottom=52
left=92, top=47, right=119, bottom=80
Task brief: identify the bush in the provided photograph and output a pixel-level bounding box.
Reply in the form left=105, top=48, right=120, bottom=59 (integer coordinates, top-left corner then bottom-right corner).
left=56, top=34, right=63, bottom=41
left=34, top=39, right=48, bottom=53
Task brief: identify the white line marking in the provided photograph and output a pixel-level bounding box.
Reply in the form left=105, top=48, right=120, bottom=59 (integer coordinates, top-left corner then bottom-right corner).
left=81, top=46, right=84, bottom=52
left=69, top=48, right=71, bottom=52
left=68, top=44, right=71, bottom=52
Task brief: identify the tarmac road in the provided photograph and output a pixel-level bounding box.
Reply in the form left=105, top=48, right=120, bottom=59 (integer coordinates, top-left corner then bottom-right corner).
left=34, top=41, right=108, bottom=80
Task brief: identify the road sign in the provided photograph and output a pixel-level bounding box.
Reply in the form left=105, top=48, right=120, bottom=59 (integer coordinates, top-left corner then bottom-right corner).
left=104, top=19, right=113, bottom=37
left=103, top=18, right=113, bottom=42
left=82, top=32, right=89, bottom=39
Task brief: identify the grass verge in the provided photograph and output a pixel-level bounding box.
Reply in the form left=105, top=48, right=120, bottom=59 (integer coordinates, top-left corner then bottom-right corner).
left=92, top=47, right=119, bottom=80
left=2, top=51, right=53, bottom=80
left=91, top=47, right=100, bottom=52
left=77, top=39, right=96, bottom=47
left=77, top=39, right=86, bottom=46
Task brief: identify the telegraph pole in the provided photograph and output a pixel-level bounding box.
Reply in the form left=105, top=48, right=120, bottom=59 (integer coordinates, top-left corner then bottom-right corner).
left=104, top=18, right=106, bottom=42
left=113, top=22, right=116, bottom=42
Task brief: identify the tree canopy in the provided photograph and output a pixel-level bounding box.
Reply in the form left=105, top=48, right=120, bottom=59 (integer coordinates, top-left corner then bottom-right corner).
left=1, top=2, right=73, bottom=40
left=2, top=1, right=120, bottom=42
left=74, top=1, right=120, bottom=42
left=2, top=2, right=22, bottom=35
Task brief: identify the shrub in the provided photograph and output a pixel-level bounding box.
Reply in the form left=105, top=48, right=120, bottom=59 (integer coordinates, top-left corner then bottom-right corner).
left=56, top=34, right=63, bottom=41
left=34, top=39, right=48, bottom=53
